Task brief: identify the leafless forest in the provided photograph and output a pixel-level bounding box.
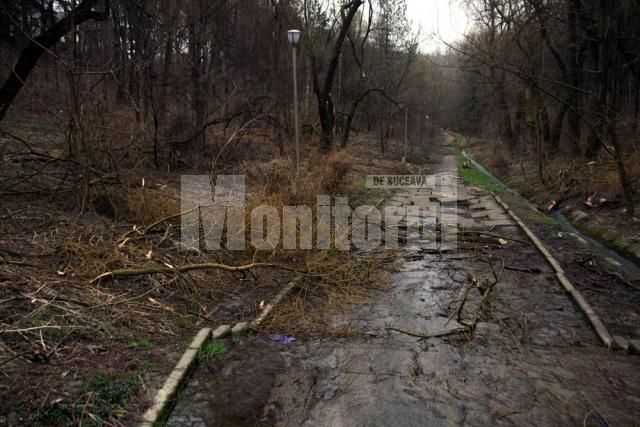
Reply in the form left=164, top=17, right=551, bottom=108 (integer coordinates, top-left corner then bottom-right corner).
left=1, top=0, right=639, bottom=425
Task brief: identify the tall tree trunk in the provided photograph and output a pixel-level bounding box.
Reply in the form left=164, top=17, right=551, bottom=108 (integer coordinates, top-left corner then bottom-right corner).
left=533, top=85, right=551, bottom=147
left=188, top=17, right=206, bottom=150
left=634, top=75, right=640, bottom=131
left=158, top=19, right=175, bottom=123
left=487, top=3, right=514, bottom=147
left=548, top=104, right=568, bottom=150
left=497, top=81, right=515, bottom=145
left=587, top=0, right=634, bottom=215
left=604, top=0, right=634, bottom=216
left=340, top=88, right=396, bottom=148
left=586, top=1, right=609, bottom=160
left=567, top=0, right=584, bottom=151
left=312, top=0, right=364, bottom=151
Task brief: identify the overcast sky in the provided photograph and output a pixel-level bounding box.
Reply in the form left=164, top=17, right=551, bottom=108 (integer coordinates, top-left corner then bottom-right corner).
left=405, top=0, right=472, bottom=54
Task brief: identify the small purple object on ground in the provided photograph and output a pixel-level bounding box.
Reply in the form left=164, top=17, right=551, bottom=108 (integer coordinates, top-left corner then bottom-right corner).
left=267, top=335, right=297, bottom=344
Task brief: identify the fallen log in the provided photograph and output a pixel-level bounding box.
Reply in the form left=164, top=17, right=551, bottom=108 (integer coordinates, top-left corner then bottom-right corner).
left=91, top=262, right=305, bottom=283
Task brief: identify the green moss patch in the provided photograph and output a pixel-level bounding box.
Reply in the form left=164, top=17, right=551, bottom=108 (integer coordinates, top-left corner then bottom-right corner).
left=455, top=149, right=506, bottom=193
left=197, top=339, right=228, bottom=362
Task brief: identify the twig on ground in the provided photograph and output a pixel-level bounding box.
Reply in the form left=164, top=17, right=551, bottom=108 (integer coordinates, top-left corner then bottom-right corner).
left=503, top=265, right=542, bottom=274
left=451, top=281, right=478, bottom=323
left=458, top=230, right=531, bottom=246
left=386, top=326, right=469, bottom=339
left=0, top=351, right=30, bottom=368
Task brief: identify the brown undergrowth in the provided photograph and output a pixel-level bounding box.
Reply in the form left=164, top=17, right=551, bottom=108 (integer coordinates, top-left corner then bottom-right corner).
left=0, top=131, right=411, bottom=425
left=463, top=135, right=640, bottom=241
left=257, top=251, right=390, bottom=338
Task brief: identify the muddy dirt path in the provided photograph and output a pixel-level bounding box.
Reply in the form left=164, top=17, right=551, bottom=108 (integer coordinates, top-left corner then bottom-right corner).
left=167, top=135, right=640, bottom=426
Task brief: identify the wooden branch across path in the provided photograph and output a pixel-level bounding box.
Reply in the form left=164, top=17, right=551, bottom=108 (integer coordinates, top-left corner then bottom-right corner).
left=493, top=194, right=614, bottom=348
left=458, top=230, right=532, bottom=246
left=91, top=262, right=305, bottom=283
left=386, top=326, right=469, bottom=339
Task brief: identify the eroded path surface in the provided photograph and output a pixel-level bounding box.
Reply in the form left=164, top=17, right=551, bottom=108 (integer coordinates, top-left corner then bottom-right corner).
left=168, top=135, right=640, bottom=426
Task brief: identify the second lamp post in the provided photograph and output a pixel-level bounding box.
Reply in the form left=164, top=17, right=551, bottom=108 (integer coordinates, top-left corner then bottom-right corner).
left=287, top=29, right=301, bottom=171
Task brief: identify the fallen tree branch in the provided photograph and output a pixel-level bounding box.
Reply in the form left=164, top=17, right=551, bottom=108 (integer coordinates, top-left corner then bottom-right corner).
left=503, top=265, right=542, bottom=274
left=167, top=108, right=253, bottom=147
left=474, top=281, right=498, bottom=322
left=474, top=255, right=541, bottom=274
left=385, top=326, right=469, bottom=339
left=91, top=262, right=306, bottom=283
left=0, top=351, right=30, bottom=368
left=116, top=201, right=206, bottom=248
left=458, top=230, right=531, bottom=246
left=458, top=256, right=503, bottom=330
left=452, top=281, right=477, bottom=323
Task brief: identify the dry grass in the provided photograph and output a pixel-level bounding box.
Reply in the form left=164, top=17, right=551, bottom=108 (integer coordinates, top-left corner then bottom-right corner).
left=257, top=251, right=390, bottom=337
left=470, top=136, right=640, bottom=207
left=244, top=134, right=411, bottom=337
left=321, top=152, right=353, bottom=193
left=0, top=198, right=275, bottom=423
left=0, top=131, right=409, bottom=423
left=93, top=181, right=179, bottom=224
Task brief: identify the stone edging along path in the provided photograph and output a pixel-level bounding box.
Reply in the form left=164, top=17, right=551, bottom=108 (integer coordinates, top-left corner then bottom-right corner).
left=453, top=131, right=639, bottom=351
left=493, top=194, right=614, bottom=349
left=139, top=281, right=297, bottom=426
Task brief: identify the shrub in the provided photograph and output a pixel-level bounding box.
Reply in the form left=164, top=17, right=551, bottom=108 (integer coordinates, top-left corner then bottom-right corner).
left=321, top=152, right=353, bottom=193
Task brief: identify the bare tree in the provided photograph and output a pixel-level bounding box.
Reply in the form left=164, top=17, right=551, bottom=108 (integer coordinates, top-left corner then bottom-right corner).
left=306, top=0, right=364, bottom=151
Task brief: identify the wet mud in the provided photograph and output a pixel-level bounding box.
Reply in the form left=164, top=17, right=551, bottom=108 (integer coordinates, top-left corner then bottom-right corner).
left=168, top=137, right=640, bottom=426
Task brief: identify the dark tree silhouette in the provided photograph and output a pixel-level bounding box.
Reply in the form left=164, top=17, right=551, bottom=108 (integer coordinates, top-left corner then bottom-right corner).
left=0, top=0, right=110, bottom=123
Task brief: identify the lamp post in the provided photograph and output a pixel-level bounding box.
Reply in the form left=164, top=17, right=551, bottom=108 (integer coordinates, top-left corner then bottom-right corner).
left=287, top=29, right=301, bottom=171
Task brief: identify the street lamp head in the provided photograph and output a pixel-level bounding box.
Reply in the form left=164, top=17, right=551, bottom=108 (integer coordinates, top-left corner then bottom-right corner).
left=287, top=29, right=301, bottom=45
